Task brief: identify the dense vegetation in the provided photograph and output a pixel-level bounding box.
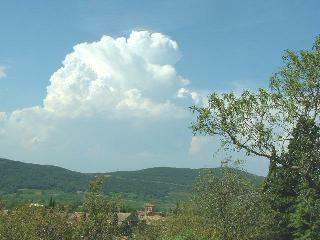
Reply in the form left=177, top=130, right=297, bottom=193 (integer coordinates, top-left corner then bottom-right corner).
left=0, top=159, right=263, bottom=210
left=103, top=167, right=262, bottom=198
left=0, top=158, right=93, bottom=193
left=0, top=36, right=319, bottom=239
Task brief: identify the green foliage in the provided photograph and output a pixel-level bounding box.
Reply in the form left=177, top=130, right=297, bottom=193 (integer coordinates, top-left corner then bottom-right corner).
left=0, top=160, right=263, bottom=211
left=1, top=35, right=319, bottom=240
left=103, top=167, right=197, bottom=198
left=191, top=88, right=279, bottom=160
left=290, top=186, right=320, bottom=239
left=160, top=230, right=208, bottom=240
left=266, top=117, right=320, bottom=239
left=0, top=158, right=93, bottom=193
left=290, top=118, right=320, bottom=238
left=159, top=201, right=215, bottom=239
left=48, top=196, right=56, bottom=208
left=131, top=220, right=162, bottom=240
left=152, top=168, right=276, bottom=240
left=75, top=176, right=119, bottom=240
left=118, top=211, right=139, bottom=237
left=191, top=35, right=320, bottom=179
left=0, top=206, right=73, bottom=240
left=270, top=36, right=320, bottom=122
left=0, top=177, right=121, bottom=240
left=191, top=35, right=320, bottom=239
left=194, top=168, right=276, bottom=239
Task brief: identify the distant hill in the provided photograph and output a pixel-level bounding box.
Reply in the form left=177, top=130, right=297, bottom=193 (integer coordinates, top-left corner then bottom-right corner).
left=0, top=158, right=93, bottom=193
left=103, top=167, right=264, bottom=198
left=0, top=158, right=264, bottom=210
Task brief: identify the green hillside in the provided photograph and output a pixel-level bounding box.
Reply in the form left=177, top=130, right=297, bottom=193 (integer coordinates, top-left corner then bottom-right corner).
left=0, top=158, right=93, bottom=193
left=103, top=167, right=263, bottom=197
left=0, top=158, right=264, bottom=210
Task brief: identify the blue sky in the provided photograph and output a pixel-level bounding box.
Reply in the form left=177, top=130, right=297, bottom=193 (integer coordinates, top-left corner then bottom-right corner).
left=0, top=0, right=319, bottom=175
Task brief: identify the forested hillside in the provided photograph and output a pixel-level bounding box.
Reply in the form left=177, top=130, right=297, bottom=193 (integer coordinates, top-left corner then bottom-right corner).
left=103, top=167, right=263, bottom=198
left=0, top=158, right=264, bottom=210
left=0, top=158, right=93, bottom=193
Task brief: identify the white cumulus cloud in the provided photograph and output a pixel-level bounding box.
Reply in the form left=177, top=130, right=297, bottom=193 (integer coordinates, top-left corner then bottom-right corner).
left=0, top=31, right=206, bottom=171
left=43, top=31, right=190, bottom=119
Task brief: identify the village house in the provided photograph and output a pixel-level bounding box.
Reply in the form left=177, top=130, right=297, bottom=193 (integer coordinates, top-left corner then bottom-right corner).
left=117, top=202, right=163, bottom=226
left=144, top=203, right=155, bottom=215
left=117, top=212, right=139, bottom=226
left=68, top=202, right=162, bottom=226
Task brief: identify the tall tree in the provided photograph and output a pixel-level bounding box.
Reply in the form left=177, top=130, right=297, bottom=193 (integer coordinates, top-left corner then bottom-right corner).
left=286, top=117, right=320, bottom=239
left=191, top=36, right=320, bottom=239
left=267, top=117, right=320, bottom=239
left=75, top=176, right=119, bottom=240
left=194, top=168, right=276, bottom=240
left=191, top=35, right=320, bottom=185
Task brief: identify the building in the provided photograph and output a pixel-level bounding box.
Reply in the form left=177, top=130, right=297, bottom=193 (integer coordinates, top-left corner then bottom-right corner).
left=117, top=212, right=133, bottom=225
left=137, top=211, right=145, bottom=220
left=144, top=203, right=155, bottom=216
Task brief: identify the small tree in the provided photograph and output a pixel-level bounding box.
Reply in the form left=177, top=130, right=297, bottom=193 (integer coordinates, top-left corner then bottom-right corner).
left=133, top=219, right=165, bottom=240
left=75, top=176, right=119, bottom=240
left=193, top=167, right=276, bottom=240
left=0, top=204, right=72, bottom=240
left=0, top=199, right=5, bottom=211
left=35, top=207, right=73, bottom=240
left=48, top=196, right=56, bottom=208
left=160, top=201, right=215, bottom=239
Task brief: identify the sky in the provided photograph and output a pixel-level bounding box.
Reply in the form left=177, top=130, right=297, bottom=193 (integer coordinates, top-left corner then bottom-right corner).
left=0, top=0, right=319, bottom=175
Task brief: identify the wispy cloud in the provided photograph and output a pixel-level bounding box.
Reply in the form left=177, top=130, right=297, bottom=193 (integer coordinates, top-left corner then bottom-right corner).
left=0, top=65, right=6, bottom=79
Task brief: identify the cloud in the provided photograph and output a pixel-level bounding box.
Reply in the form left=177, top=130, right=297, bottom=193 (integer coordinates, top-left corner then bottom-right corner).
left=43, top=31, right=190, bottom=119
left=0, top=31, right=207, bottom=172
left=4, top=106, right=55, bottom=148
left=177, top=87, right=205, bottom=105
left=0, top=31, right=268, bottom=175
left=189, top=136, right=213, bottom=155
left=0, top=66, right=6, bottom=79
